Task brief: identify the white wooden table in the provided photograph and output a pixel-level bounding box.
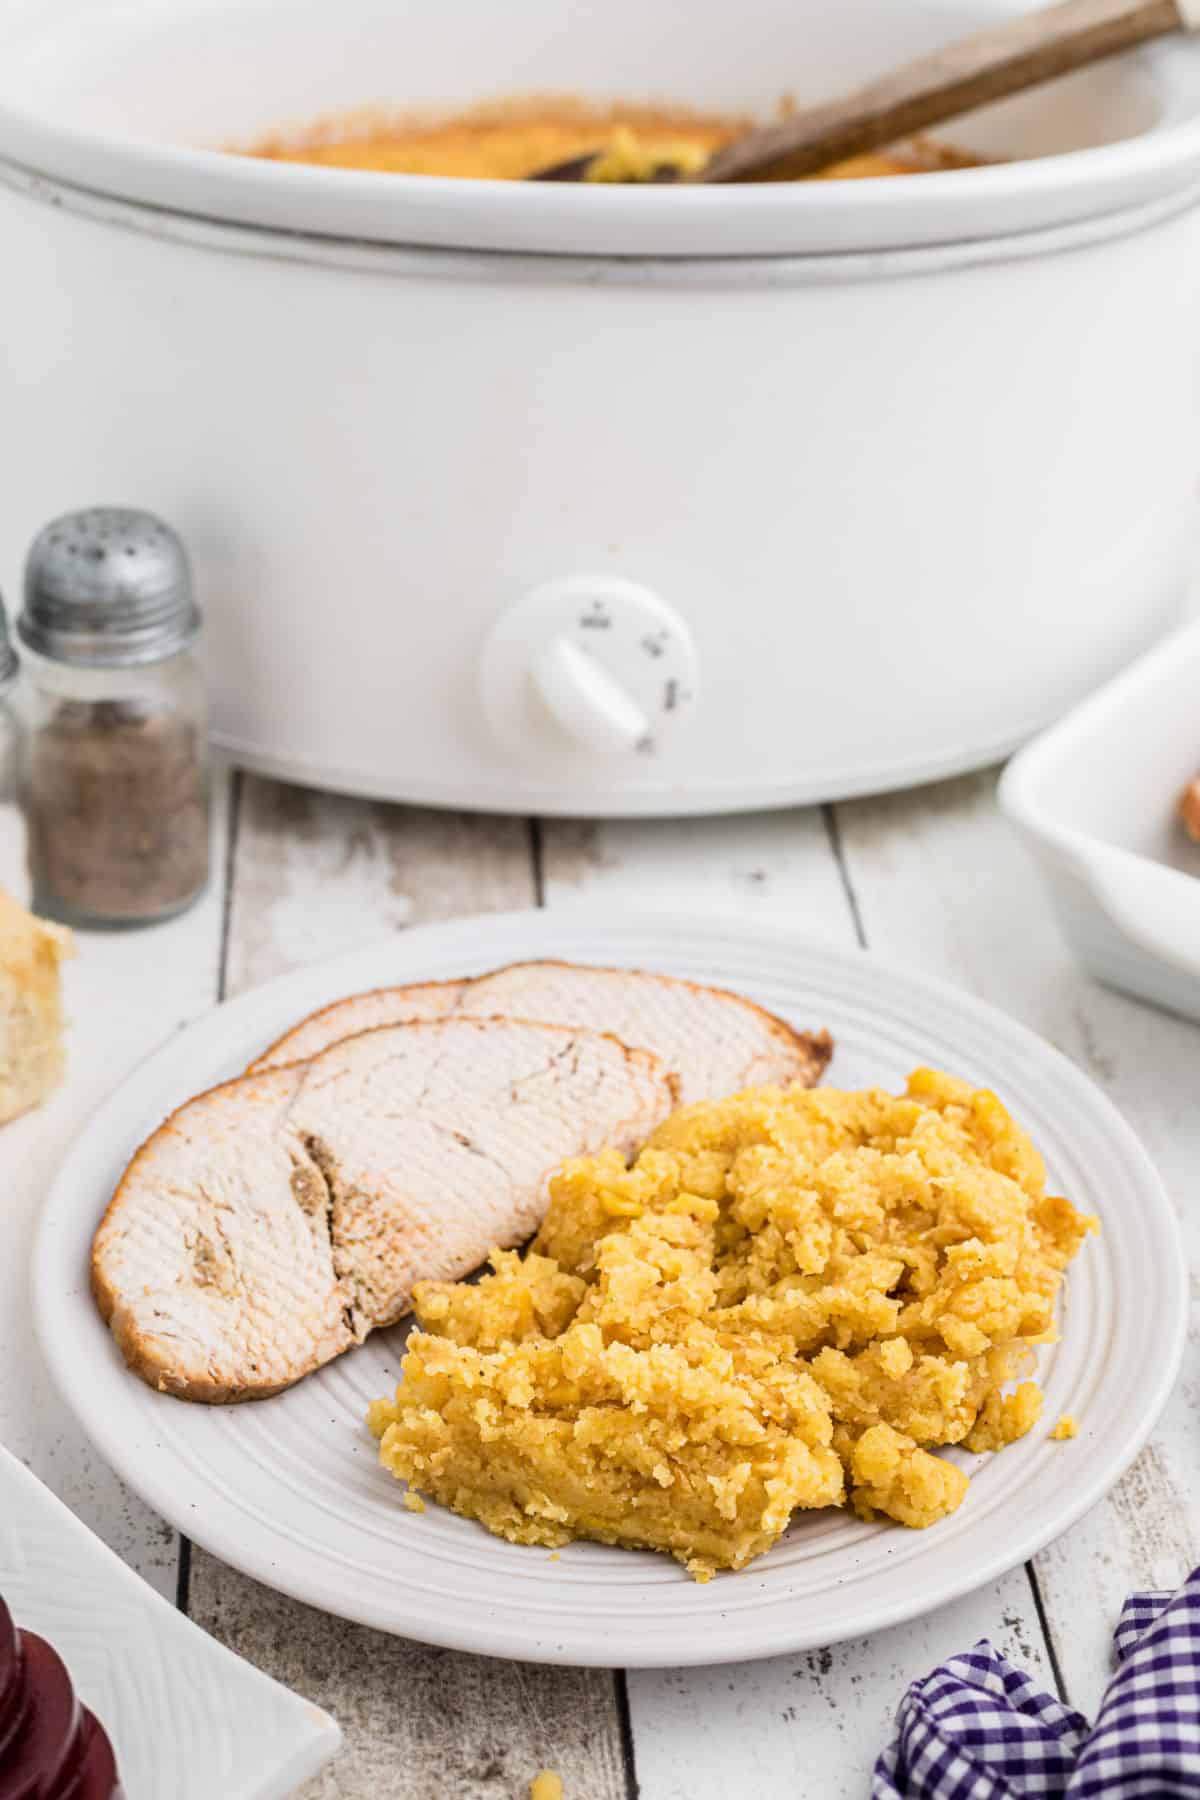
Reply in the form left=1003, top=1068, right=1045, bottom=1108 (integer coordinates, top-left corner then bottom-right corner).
left=4, top=764, right=1197, bottom=1797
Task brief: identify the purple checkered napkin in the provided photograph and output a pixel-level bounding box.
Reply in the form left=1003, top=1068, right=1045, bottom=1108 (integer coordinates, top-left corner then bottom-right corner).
left=873, top=1566, right=1200, bottom=1798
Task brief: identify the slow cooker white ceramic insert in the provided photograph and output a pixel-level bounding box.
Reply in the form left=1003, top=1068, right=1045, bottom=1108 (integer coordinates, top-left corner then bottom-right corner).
left=2, top=0, right=1200, bottom=816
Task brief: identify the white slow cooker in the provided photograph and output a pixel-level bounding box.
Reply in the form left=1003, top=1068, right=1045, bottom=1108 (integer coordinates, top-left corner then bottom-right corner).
left=2, top=0, right=1200, bottom=816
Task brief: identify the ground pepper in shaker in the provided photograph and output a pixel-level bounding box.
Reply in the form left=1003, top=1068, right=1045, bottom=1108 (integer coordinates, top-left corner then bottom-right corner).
left=0, top=595, right=23, bottom=873
left=18, top=508, right=211, bottom=927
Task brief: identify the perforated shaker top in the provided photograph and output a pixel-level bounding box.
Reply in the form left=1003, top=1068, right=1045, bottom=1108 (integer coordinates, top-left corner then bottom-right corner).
left=19, top=508, right=201, bottom=668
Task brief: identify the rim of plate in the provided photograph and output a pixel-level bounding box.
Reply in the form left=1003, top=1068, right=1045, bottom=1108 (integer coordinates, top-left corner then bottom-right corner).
left=31, top=907, right=1186, bottom=1668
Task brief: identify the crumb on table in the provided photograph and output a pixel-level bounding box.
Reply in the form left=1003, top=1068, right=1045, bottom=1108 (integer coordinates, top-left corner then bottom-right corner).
left=530, top=1773, right=563, bottom=1800
left=1051, top=1415, right=1078, bottom=1441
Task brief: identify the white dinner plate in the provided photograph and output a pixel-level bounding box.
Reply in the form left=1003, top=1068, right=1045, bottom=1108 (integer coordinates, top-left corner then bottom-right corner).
left=33, top=909, right=1185, bottom=1669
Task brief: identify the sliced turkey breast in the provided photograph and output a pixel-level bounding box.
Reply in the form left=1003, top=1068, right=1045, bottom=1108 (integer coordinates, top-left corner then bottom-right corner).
left=250, top=959, right=832, bottom=1102
left=92, top=1017, right=673, bottom=1403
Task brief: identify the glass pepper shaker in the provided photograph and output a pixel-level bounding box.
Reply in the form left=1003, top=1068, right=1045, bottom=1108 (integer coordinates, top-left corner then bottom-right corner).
left=18, top=508, right=211, bottom=927
left=0, top=594, right=25, bottom=878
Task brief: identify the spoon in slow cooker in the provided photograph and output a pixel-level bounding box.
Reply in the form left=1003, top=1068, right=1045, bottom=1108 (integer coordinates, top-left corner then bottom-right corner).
left=529, top=0, right=1198, bottom=182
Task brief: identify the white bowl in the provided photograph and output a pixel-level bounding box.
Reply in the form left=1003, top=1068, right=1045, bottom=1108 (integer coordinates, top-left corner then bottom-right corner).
left=999, top=620, right=1200, bottom=1021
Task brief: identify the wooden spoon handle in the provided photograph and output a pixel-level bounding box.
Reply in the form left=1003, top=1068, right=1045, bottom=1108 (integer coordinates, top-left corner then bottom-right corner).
left=697, top=0, right=1187, bottom=183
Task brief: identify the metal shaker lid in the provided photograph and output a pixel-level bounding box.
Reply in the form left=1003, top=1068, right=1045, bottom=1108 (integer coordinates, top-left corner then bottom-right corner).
left=0, top=594, right=16, bottom=689
left=18, top=508, right=201, bottom=668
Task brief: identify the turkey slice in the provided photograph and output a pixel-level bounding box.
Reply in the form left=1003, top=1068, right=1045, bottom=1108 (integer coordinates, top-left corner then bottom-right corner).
left=92, top=1016, right=673, bottom=1403
left=251, top=959, right=832, bottom=1103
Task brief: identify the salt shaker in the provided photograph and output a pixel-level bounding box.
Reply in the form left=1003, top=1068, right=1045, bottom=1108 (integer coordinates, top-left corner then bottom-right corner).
left=18, top=508, right=211, bottom=927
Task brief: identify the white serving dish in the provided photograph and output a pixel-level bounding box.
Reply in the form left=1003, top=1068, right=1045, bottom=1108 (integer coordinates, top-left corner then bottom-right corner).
left=32, top=910, right=1185, bottom=1668
left=0, top=1443, right=341, bottom=1800
left=2, top=0, right=1200, bottom=815
left=999, top=619, right=1200, bottom=1022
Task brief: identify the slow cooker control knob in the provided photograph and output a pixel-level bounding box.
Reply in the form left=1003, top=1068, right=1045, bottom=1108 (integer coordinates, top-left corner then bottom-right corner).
left=479, top=575, right=699, bottom=760
left=531, top=636, right=649, bottom=753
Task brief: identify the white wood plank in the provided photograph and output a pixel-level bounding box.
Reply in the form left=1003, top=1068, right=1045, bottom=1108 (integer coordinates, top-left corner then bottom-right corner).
left=225, top=783, right=535, bottom=990
left=834, top=767, right=1200, bottom=1717
left=539, top=804, right=1057, bottom=1799
left=188, top=1560, right=629, bottom=1800
left=539, top=808, right=850, bottom=935
left=629, top=1576, right=1055, bottom=1799
left=0, top=765, right=231, bottom=1601
left=187, top=777, right=629, bottom=1800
